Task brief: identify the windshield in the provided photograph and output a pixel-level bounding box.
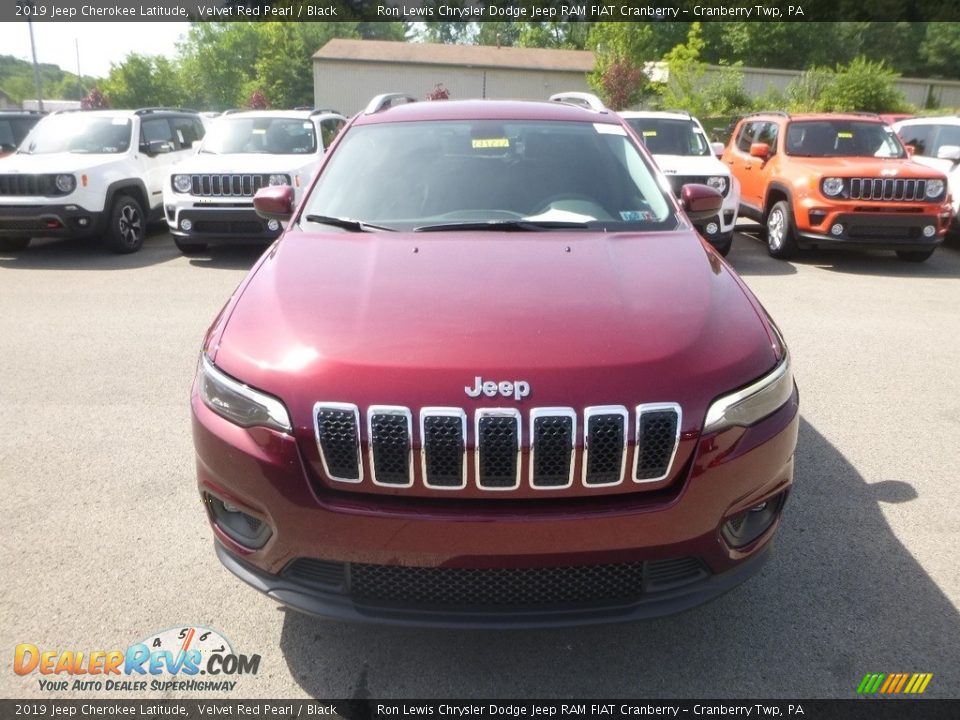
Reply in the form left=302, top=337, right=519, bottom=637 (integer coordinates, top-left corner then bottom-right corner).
left=624, top=117, right=710, bottom=156
left=21, top=115, right=131, bottom=154
left=785, top=120, right=906, bottom=158
left=201, top=117, right=317, bottom=154
left=0, top=117, right=37, bottom=153
left=301, top=119, right=676, bottom=232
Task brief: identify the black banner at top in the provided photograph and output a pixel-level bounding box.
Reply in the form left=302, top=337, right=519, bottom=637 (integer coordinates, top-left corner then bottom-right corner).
left=7, top=0, right=960, bottom=23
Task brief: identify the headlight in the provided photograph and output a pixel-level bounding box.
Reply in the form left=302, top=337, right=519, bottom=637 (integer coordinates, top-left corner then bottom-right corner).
left=925, top=179, right=945, bottom=199
left=821, top=177, right=844, bottom=197
left=268, top=174, right=290, bottom=186
left=173, top=174, right=193, bottom=193
left=198, top=355, right=292, bottom=433
left=703, top=353, right=794, bottom=434
left=706, top=176, right=727, bottom=194
left=55, top=174, right=76, bottom=194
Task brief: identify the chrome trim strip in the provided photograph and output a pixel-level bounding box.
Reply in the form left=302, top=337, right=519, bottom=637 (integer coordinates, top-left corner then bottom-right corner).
left=420, top=407, right=467, bottom=490
left=312, top=402, right=362, bottom=484
left=475, top=408, right=522, bottom=491
left=632, top=403, right=682, bottom=484
left=367, top=405, right=413, bottom=488
left=581, top=405, right=629, bottom=487
left=529, top=407, right=577, bottom=490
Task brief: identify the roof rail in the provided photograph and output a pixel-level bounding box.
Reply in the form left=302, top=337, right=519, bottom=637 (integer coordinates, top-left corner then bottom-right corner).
left=135, top=107, right=199, bottom=115
left=364, top=93, right=416, bottom=115
left=743, top=110, right=791, bottom=119
left=846, top=111, right=881, bottom=118
left=549, top=92, right=607, bottom=113
left=663, top=108, right=693, bottom=119
left=309, top=108, right=342, bottom=116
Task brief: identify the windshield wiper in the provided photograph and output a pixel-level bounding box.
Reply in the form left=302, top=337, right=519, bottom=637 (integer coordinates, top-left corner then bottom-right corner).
left=414, top=219, right=590, bottom=232
left=303, top=215, right=396, bottom=232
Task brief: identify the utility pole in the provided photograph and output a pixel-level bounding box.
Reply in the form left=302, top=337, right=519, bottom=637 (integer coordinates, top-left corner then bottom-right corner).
left=27, top=14, right=44, bottom=111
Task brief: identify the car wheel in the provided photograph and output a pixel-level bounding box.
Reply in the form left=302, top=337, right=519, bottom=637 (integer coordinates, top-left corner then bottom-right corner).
left=0, top=236, right=31, bottom=252
left=105, top=195, right=145, bottom=254
left=896, top=249, right=935, bottom=262
left=711, top=234, right=733, bottom=257
left=765, top=200, right=798, bottom=260
left=174, top=238, right=208, bottom=255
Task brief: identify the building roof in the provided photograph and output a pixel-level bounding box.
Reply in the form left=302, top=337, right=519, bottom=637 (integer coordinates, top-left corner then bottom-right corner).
left=313, top=39, right=595, bottom=73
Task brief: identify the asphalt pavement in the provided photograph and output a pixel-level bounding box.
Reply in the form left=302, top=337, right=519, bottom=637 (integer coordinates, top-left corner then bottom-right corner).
left=1, top=226, right=958, bottom=700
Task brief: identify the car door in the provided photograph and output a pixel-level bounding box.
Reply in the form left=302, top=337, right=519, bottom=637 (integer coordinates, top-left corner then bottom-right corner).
left=724, top=121, right=763, bottom=217
left=139, top=117, right=182, bottom=211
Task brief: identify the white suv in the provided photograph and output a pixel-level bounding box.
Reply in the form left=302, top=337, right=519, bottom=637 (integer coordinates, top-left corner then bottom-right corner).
left=0, top=108, right=204, bottom=253
left=619, top=110, right=740, bottom=255
left=894, top=116, right=960, bottom=231
left=163, top=109, right=346, bottom=253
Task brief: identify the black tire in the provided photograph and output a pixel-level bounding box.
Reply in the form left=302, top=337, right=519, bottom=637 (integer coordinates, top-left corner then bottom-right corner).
left=105, top=194, right=145, bottom=254
left=174, top=237, right=208, bottom=255
left=765, top=200, right=798, bottom=260
left=0, top=236, right=31, bottom=252
left=711, top=234, right=733, bottom=257
left=896, top=249, right=935, bottom=262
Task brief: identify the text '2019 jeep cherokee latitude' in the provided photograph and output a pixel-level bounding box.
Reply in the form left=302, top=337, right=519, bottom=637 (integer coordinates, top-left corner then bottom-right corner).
left=192, top=95, right=799, bottom=627
left=723, top=112, right=952, bottom=262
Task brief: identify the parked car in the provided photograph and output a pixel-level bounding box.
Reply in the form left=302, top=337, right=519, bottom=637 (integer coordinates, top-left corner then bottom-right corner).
left=893, top=116, right=960, bottom=232
left=0, top=110, right=44, bottom=159
left=723, top=111, right=952, bottom=262
left=163, top=109, right=346, bottom=254
left=620, top=109, right=740, bottom=255
left=0, top=107, right=204, bottom=253
left=191, top=93, right=799, bottom=626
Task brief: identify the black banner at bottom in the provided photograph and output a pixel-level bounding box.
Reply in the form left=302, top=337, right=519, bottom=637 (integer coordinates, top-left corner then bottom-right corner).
left=1, top=700, right=958, bottom=720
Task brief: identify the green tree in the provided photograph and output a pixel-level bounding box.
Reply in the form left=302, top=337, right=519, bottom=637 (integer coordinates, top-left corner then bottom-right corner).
left=920, top=22, right=960, bottom=79
left=816, top=56, right=909, bottom=112
left=176, top=22, right=264, bottom=110
left=658, top=23, right=708, bottom=116
left=101, top=54, right=184, bottom=108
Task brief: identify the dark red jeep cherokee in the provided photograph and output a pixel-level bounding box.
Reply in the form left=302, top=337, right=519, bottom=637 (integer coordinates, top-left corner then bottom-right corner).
left=192, top=94, right=799, bottom=627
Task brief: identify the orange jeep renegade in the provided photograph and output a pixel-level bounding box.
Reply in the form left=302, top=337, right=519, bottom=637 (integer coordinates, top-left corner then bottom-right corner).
left=723, top=112, right=952, bottom=261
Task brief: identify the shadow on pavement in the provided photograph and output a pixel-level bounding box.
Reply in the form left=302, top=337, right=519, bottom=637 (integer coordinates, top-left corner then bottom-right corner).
left=187, top=245, right=268, bottom=271
left=278, top=418, right=958, bottom=699
left=0, top=227, right=181, bottom=271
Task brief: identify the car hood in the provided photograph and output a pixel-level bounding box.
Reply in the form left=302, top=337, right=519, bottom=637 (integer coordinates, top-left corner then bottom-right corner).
left=0, top=152, right=123, bottom=174
left=654, top=154, right=729, bottom=177
left=175, top=153, right=316, bottom=175
left=212, top=230, right=777, bottom=436
left=785, top=156, right=947, bottom=178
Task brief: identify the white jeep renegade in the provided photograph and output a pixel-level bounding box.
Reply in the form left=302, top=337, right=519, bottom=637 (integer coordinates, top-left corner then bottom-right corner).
left=163, top=109, right=346, bottom=254
left=0, top=108, right=204, bottom=253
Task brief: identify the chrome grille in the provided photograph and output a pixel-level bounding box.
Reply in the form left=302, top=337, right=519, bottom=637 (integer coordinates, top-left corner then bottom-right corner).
left=634, top=404, right=682, bottom=482
left=848, top=177, right=928, bottom=202
left=314, top=404, right=681, bottom=491
left=282, top=556, right=710, bottom=607
left=190, top=173, right=269, bottom=197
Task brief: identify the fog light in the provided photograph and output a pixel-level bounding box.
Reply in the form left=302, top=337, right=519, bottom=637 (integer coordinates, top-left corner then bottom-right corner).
left=77, top=218, right=89, bottom=227
left=923, top=225, right=936, bottom=237
left=267, top=219, right=280, bottom=232
left=704, top=222, right=719, bottom=235
left=831, top=224, right=844, bottom=236
left=206, top=494, right=271, bottom=549
left=180, top=218, right=193, bottom=231
left=721, top=492, right=786, bottom=548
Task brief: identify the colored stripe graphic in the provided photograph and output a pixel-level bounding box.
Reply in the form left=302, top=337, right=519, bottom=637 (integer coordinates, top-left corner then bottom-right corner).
left=857, top=672, right=932, bottom=694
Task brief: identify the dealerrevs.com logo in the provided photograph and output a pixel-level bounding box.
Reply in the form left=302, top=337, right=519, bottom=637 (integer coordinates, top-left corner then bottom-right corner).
left=14, top=625, right=260, bottom=693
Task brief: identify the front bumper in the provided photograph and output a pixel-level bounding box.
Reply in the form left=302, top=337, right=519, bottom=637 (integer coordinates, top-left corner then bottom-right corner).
left=165, top=202, right=282, bottom=243
left=796, top=198, right=950, bottom=250
left=0, top=203, right=103, bottom=238
left=193, top=388, right=799, bottom=626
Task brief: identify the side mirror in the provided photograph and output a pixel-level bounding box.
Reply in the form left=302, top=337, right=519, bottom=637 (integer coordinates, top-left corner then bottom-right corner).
left=711, top=141, right=725, bottom=158
left=142, top=140, right=173, bottom=156
left=680, top=183, right=723, bottom=222
left=936, top=144, right=960, bottom=163
left=749, top=142, right=770, bottom=159
left=254, top=185, right=295, bottom=222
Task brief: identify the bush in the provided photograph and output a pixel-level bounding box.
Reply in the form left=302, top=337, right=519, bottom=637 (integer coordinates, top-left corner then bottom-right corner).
left=785, top=57, right=910, bottom=113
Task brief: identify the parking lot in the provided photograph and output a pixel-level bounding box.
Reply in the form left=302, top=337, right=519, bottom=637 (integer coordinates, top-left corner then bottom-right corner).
left=1, top=226, right=958, bottom=699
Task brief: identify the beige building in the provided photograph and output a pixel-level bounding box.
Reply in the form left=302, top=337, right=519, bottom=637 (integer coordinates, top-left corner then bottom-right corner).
left=312, top=39, right=594, bottom=115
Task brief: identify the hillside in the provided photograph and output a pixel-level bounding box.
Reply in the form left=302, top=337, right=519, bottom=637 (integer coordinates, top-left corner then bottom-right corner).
left=0, top=54, right=100, bottom=105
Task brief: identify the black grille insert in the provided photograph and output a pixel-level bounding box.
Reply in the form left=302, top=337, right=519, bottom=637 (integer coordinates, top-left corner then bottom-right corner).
left=849, top=177, right=929, bottom=202
left=315, top=405, right=361, bottom=482
left=584, top=410, right=626, bottom=486
left=369, top=410, right=411, bottom=486
left=531, top=413, right=574, bottom=488
left=191, top=173, right=268, bottom=197
left=635, top=407, right=680, bottom=481
left=477, top=413, right=520, bottom=489
left=0, top=174, right=64, bottom=197
left=422, top=412, right=466, bottom=488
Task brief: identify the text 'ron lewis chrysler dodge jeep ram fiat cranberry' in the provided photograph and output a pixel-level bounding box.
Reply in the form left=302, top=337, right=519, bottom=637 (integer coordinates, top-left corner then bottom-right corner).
left=191, top=94, right=799, bottom=627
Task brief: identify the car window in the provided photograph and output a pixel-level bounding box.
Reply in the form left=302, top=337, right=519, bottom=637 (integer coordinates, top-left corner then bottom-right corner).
left=141, top=118, right=176, bottom=151
left=201, top=117, right=317, bottom=155
left=320, top=118, right=345, bottom=150
left=21, top=115, right=131, bottom=154
left=736, top=122, right=759, bottom=153
left=754, top=122, right=779, bottom=154
left=171, top=116, right=205, bottom=150
left=302, top=119, right=676, bottom=232
left=785, top=120, right=906, bottom=158
left=0, top=117, right=37, bottom=152
left=624, top=118, right=710, bottom=156
left=899, top=123, right=960, bottom=157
